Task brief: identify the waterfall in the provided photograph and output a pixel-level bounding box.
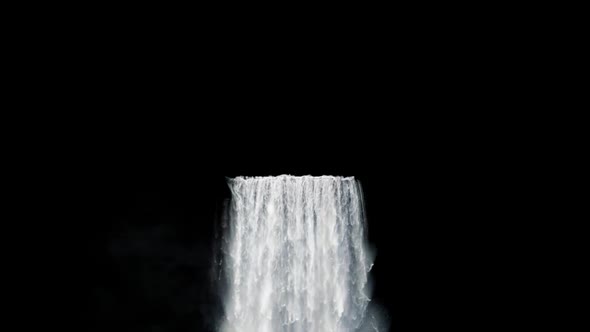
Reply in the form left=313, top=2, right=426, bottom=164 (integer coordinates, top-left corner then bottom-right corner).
left=218, top=175, right=384, bottom=332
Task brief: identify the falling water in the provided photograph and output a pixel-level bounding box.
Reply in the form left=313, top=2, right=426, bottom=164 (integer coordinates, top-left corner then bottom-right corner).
left=218, top=175, right=384, bottom=332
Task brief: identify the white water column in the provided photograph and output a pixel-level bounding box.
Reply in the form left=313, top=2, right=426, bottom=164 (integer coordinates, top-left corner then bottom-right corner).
left=219, top=175, right=380, bottom=332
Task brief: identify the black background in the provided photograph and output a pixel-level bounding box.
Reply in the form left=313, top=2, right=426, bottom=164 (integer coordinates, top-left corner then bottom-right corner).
left=23, top=6, right=519, bottom=330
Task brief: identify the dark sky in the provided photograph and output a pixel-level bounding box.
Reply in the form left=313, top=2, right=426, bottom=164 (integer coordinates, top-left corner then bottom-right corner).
left=73, top=143, right=486, bottom=332
left=35, top=10, right=510, bottom=330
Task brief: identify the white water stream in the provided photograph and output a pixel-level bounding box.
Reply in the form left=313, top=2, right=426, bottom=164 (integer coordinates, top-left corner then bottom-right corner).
left=219, top=175, right=383, bottom=332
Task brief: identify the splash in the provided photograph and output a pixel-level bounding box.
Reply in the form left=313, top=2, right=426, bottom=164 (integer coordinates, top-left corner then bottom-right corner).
left=218, top=175, right=384, bottom=332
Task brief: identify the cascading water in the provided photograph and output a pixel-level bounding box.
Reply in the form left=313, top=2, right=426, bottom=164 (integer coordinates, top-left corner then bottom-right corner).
left=218, top=175, right=384, bottom=332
